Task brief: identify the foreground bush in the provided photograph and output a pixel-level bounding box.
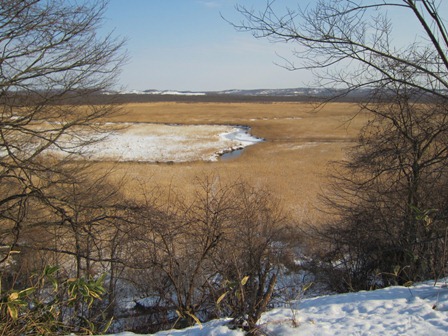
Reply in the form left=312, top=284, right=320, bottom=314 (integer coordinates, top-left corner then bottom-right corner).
left=0, top=266, right=110, bottom=335
left=121, top=177, right=298, bottom=334
left=310, top=88, right=448, bottom=292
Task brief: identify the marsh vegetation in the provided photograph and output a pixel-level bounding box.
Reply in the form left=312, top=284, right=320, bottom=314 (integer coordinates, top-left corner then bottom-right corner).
left=3, top=0, right=448, bottom=335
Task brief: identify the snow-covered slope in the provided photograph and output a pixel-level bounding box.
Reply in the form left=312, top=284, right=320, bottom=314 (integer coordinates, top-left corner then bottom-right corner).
left=108, top=279, right=448, bottom=335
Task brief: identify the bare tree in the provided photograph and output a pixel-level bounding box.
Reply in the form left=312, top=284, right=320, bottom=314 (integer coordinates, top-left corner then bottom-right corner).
left=125, top=176, right=236, bottom=329
left=117, top=177, right=297, bottom=333
left=216, top=183, right=291, bottom=335
left=0, top=1, right=126, bottom=332
left=0, top=0, right=125, bottom=263
left=233, top=0, right=448, bottom=96
left=311, top=83, right=448, bottom=291
left=233, top=0, right=448, bottom=289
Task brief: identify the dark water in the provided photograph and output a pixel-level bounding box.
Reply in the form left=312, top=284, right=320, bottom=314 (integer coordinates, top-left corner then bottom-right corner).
left=220, top=148, right=244, bottom=161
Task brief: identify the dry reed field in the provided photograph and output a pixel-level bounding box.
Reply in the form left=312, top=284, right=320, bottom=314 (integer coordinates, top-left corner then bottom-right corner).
left=99, top=101, right=369, bottom=225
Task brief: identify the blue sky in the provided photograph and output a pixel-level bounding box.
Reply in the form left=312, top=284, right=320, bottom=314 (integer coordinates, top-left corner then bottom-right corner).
left=102, top=0, right=448, bottom=92
left=103, top=0, right=309, bottom=91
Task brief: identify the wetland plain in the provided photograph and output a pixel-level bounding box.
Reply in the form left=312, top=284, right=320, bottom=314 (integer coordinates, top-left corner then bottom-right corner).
left=96, top=100, right=369, bottom=224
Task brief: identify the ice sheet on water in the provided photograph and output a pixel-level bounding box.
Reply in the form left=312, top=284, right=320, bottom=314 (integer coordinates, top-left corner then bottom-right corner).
left=221, top=127, right=264, bottom=145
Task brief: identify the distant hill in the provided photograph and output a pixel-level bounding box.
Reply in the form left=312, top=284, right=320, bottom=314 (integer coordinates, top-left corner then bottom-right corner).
left=115, top=87, right=371, bottom=98
left=103, top=87, right=374, bottom=103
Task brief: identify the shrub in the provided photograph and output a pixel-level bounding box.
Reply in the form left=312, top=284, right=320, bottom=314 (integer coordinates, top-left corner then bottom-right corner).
left=0, top=265, right=111, bottom=335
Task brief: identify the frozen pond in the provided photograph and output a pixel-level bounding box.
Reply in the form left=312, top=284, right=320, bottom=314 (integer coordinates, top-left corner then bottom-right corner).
left=53, top=123, right=263, bottom=163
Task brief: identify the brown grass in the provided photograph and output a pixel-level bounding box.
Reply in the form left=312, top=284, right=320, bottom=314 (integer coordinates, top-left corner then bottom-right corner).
left=98, top=102, right=369, bottom=225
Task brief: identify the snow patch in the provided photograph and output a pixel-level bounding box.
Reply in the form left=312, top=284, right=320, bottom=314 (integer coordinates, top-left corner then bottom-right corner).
left=49, top=123, right=262, bottom=163
left=105, top=279, right=448, bottom=335
left=117, top=90, right=207, bottom=96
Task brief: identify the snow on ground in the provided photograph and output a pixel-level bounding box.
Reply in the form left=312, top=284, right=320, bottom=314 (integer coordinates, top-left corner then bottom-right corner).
left=108, top=279, right=448, bottom=336
left=52, top=123, right=262, bottom=162
left=116, top=90, right=207, bottom=96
